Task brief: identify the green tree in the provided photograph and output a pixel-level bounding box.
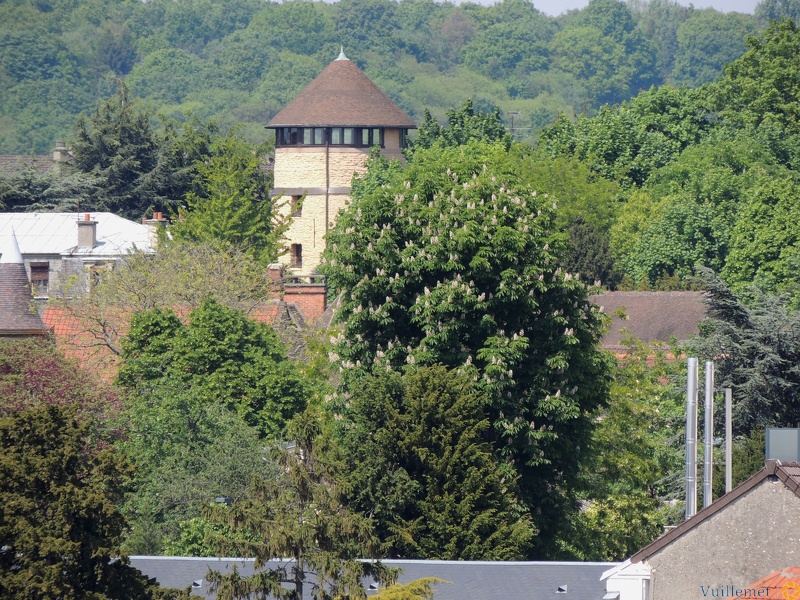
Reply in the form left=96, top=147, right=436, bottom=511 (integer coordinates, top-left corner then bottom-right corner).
left=0, top=405, right=182, bottom=599
left=119, top=386, right=269, bottom=555
left=321, top=140, right=613, bottom=554
left=670, top=10, right=757, bottom=88
left=714, top=19, right=800, bottom=136
left=169, top=131, right=286, bottom=265
left=204, top=410, right=397, bottom=600
left=538, top=85, right=713, bottom=188
left=411, top=98, right=510, bottom=151
left=118, top=298, right=307, bottom=439
left=555, top=338, right=686, bottom=560
left=550, top=0, right=658, bottom=107
left=70, top=81, right=162, bottom=220
left=628, top=0, right=692, bottom=80
left=756, top=0, right=800, bottom=25
left=335, top=366, right=535, bottom=559
left=687, top=267, right=800, bottom=434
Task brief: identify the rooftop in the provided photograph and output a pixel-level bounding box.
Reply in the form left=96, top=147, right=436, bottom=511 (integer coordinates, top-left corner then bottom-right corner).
left=630, top=460, right=800, bottom=564
left=0, top=212, right=153, bottom=258
left=267, top=54, right=416, bottom=128
left=590, top=291, right=707, bottom=351
left=130, top=557, right=614, bottom=600
left=0, top=230, right=48, bottom=336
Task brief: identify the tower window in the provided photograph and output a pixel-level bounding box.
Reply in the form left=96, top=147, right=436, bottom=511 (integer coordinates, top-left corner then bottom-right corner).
left=290, top=244, right=303, bottom=269
left=278, top=127, right=301, bottom=146
left=291, top=195, right=302, bottom=217
left=358, top=128, right=384, bottom=148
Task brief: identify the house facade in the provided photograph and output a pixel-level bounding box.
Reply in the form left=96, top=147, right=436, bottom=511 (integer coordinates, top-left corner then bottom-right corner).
left=606, top=461, right=800, bottom=600
left=0, top=212, right=159, bottom=299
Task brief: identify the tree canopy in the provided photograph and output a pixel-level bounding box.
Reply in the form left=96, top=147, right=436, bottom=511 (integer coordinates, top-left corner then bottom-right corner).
left=0, top=405, right=184, bottom=599
left=118, top=298, right=306, bottom=439
left=321, top=137, right=613, bottom=553
left=334, top=366, right=535, bottom=559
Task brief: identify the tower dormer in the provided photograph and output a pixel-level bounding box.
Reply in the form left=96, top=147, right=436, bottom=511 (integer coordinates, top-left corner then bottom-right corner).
left=267, top=50, right=416, bottom=277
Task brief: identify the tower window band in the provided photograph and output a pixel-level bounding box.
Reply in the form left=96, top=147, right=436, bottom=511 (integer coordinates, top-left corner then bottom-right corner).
left=277, top=127, right=395, bottom=148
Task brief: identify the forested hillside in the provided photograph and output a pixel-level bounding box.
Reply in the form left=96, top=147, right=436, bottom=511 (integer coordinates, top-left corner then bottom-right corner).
left=0, top=0, right=784, bottom=154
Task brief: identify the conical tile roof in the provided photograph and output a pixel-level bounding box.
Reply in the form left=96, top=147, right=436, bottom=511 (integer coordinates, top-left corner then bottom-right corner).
left=0, top=229, right=48, bottom=336
left=267, top=56, right=416, bottom=128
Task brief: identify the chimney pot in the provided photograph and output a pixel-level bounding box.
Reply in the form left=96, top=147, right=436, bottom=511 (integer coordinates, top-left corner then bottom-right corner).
left=84, top=213, right=90, bottom=221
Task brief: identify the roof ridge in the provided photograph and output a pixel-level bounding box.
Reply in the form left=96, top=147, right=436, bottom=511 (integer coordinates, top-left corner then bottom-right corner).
left=631, top=460, right=800, bottom=564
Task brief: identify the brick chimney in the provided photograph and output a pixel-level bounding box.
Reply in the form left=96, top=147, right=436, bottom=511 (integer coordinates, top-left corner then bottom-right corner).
left=142, top=211, right=168, bottom=247
left=77, top=214, right=97, bottom=249
left=267, top=263, right=285, bottom=296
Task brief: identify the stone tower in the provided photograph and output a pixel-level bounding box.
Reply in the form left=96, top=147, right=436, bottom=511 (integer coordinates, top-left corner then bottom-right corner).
left=267, top=50, right=416, bottom=278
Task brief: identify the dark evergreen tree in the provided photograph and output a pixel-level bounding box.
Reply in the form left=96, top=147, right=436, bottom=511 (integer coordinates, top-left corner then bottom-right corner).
left=70, top=81, right=161, bottom=220
left=563, top=216, right=621, bottom=289
left=335, top=366, right=536, bottom=559
left=0, top=405, right=186, bottom=599
left=688, top=267, right=800, bottom=433
left=204, top=410, right=397, bottom=600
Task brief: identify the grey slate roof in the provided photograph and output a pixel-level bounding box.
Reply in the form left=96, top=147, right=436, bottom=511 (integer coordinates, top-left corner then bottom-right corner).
left=130, top=557, right=614, bottom=600
left=0, top=154, right=54, bottom=177
left=0, top=230, right=48, bottom=336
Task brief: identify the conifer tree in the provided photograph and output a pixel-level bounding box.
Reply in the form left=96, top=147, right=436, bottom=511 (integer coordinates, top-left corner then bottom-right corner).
left=335, top=366, right=536, bottom=559
left=0, top=405, right=185, bottom=599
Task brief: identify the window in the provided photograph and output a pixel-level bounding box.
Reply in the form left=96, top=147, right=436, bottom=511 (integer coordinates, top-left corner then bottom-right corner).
left=358, top=128, right=384, bottom=148
left=331, top=128, right=343, bottom=145
left=343, top=128, right=354, bottom=144
left=29, top=262, right=49, bottom=297
left=291, top=195, right=302, bottom=217
left=314, top=128, right=325, bottom=145
left=278, top=127, right=301, bottom=146
left=88, top=262, right=113, bottom=288
left=290, top=244, right=303, bottom=269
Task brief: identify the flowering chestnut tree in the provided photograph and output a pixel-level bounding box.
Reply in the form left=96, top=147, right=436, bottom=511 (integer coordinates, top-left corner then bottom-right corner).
left=321, top=140, right=613, bottom=553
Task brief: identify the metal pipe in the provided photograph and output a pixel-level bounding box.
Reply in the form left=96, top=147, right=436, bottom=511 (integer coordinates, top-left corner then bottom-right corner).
left=725, top=388, right=733, bottom=493
left=686, top=358, right=698, bottom=519
left=704, top=361, right=714, bottom=509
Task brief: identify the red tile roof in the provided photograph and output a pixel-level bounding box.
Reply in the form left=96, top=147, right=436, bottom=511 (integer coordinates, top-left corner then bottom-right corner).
left=267, top=57, right=416, bottom=128
left=747, top=567, right=800, bottom=600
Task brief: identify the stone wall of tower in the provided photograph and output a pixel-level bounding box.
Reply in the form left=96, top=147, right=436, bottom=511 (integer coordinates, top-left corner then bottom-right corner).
left=274, top=128, right=406, bottom=277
